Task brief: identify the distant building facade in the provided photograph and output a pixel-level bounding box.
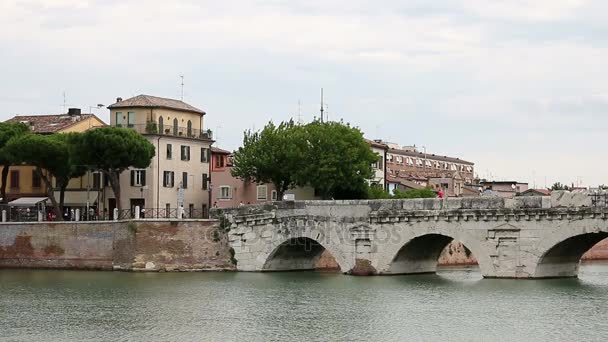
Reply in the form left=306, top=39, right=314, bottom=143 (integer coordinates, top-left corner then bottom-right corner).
left=367, top=139, right=388, bottom=190
left=479, top=181, right=529, bottom=198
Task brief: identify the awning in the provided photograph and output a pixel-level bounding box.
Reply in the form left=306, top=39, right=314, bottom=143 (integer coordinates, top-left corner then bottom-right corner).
left=8, top=197, right=49, bottom=207
left=53, top=191, right=99, bottom=207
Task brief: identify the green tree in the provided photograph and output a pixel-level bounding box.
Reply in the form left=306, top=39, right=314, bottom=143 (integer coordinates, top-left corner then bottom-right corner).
left=392, top=188, right=437, bottom=199
left=231, top=121, right=305, bottom=200
left=367, top=184, right=391, bottom=199
left=297, top=121, right=377, bottom=199
left=550, top=182, right=569, bottom=191
left=77, top=127, right=155, bottom=212
left=52, top=133, right=88, bottom=211
left=4, top=134, right=72, bottom=219
left=0, top=122, right=30, bottom=203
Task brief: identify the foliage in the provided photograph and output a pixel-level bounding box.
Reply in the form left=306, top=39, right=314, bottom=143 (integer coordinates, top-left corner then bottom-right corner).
left=0, top=122, right=30, bottom=203
left=550, top=182, right=569, bottom=191
left=145, top=121, right=158, bottom=134
left=367, top=184, right=392, bottom=199
left=296, top=121, right=377, bottom=199
left=392, top=188, right=437, bottom=199
left=77, top=127, right=155, bottom=211
left=232, top=120, right=376, bottom=200
left=4, top=134, right=72, bottom=218
left=231, top=120, right=305, bottom=199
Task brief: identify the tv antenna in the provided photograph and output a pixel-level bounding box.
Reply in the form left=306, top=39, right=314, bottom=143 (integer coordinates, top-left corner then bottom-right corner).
left=60, top=91, right=72, bottom=112
left=180, top=75, right=184, bottom=100
left=320, top=88, right=324, bottom=123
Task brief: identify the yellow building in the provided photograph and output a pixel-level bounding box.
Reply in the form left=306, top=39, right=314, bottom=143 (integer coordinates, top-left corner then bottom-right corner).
left=106, top=95, right=213, bottom=218
left=3, top=109, right=106, bottom=207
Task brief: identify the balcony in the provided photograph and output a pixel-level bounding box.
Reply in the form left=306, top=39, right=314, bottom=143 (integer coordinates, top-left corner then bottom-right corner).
left=115, top=122, right=213, bottom=141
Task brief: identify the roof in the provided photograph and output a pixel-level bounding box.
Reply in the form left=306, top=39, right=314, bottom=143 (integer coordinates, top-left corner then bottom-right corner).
left=108, top=95, right=206, bottom=115
left=8, top=197, right=49, bottom=206
left=211, top=147, right=231, bottom=155
left=366, top=139, right=389, bottom=150
left=521, top=189, right=551, bottom=196
left=388, top=147, right=474, bottom=165
left=387, top=176, right=424, bottom=189
left=5, top=114, right=101, bottom=134
left=480, top=181, right=528, bottom=185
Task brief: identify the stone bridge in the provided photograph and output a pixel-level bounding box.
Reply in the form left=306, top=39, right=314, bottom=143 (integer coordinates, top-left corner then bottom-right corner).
left=213, top=192, right=608, bottom=278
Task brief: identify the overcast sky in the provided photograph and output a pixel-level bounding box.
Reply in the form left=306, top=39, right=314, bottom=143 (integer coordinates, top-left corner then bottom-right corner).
left=1, top=0, right=607, bottom=187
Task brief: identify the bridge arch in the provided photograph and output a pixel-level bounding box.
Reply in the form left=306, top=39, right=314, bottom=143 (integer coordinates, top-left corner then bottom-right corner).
left=533, top=225, right=608, bottom=278
left=260, top=233, right=353, bottom=273
left=376, top=227, right=493, bottom=277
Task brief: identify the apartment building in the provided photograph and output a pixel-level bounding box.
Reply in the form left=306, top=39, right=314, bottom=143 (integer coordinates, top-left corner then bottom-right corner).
left=367, top=139, right=388, bottom=190
left=106, top=95, right=213, bottom=218
left=3, top=108, right=106, bottom=204
left=381, top=142, right=475, bottom=197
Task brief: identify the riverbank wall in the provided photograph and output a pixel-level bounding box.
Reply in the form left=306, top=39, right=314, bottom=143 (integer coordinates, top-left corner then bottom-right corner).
left=0, top=220, right=235, bottom=272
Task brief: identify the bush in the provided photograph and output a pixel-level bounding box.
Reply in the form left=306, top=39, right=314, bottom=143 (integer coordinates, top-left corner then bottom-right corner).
left=392, top=188, right=437, bottom=199
left=367, top=184, right=391, bottom=199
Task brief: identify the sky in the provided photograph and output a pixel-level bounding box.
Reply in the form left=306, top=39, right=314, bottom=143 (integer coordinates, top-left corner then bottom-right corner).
left=1, top=0, right=607, bottom=187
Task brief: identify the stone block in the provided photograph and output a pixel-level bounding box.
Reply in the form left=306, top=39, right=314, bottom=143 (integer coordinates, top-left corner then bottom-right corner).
left=551, top=191, right=571, bottom=208
left=570, top=192, right=592, bottom=207
left=541, top=196, right=551, bottom=209
left=422, top=198, right=442, bottom=210
left=444, top=198, right=463, bottom=210
left=513, top=196, right=543, bottom=209
left=402, top=199, right=424, bottom=210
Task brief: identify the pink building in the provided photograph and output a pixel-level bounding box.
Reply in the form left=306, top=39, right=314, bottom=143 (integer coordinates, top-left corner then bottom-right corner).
left=210, top=148, right=278, bottom=208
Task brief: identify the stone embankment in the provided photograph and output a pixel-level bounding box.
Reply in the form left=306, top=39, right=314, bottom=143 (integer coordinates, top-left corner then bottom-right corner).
left=0, top=220, right=235, bottom=272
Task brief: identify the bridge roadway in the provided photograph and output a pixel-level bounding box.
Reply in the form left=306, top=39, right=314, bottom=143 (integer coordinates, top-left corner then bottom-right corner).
left=213, top=192, right=608, bottom=278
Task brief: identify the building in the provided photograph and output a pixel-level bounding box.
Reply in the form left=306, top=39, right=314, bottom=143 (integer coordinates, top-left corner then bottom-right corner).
left=519, top=189, right=551, bottom=197
left=380, top=142, right=474, bottom=196
left=106, top=95, right=213, bottom=218
left=479, top=181, right=529, bottom=198
left=3, top=108, right=106, bottom=205
left=210, top=148, right=318, bottom=208
left=367, top=139, right=388, bottom=190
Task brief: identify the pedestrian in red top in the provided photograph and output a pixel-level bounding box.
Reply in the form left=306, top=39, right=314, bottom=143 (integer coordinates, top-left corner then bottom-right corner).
left=438, top=188, right=444, bottom=199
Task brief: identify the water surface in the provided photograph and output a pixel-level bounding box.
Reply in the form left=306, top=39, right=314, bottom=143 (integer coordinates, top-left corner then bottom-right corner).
left=2, top=263, right=608, bottom=341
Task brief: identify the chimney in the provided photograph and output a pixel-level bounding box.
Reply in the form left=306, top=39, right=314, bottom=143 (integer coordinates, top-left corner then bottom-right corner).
left=116, top=97, right=123, bottom=103
left=67, top=108, right=81, bottom=116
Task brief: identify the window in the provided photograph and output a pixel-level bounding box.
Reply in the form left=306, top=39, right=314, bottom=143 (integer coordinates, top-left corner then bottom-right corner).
left=10, top=170, right=19, bottom=188
left=202, top=204, right=208, bottom=219
left=215, top=155, right=225, bottom=168
left=188, top=204, right=194, bottom=218
left=182, top=172, right=188, bottom=189
left=115, top=112, right=123, bottom=126
left=158, top=116, right=164, bottom=134
left=173, top=118, right=178, bottom=135
left=127, top=112, right=135, bottom=127
left=271, top=190, right=278, bottom=201
left=130, top=170, right=146, bottom=187
left=219, top=186, right=231, bottom=199
left=92, top=172, right=101, bottom=189
left=201, top=148, right=210, bottom=163
left=166, top=144, right=172, bottom=159
left=187, top=120, right=192, bottom=137
left=202, top=173, right=208, bottom=190
left=257, top=185, right=267, bottom=200
left=378, top=157, right=383, bottom=170
left=31, top=170, right=41, bottom=188
left=163, top=171, right=174, bottom=187
left=181, top=145, right=190, bottom=161
left=165, top=203, right=171, bottom=218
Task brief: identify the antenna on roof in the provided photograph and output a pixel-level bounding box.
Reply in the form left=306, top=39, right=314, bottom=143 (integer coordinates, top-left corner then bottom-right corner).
left=180, top=75, right=184, bottom=101
left=320, top=88, right=324, bottom=123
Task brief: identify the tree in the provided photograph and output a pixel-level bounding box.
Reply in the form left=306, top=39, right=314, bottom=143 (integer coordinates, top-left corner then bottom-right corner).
left=297, top=121, right=377, bottom=199
left=368, top=184, right=391, bottom=199
left=52, top=133, right=88, bottom=211
left=392, top=188, right=436, bottom=199
left=77, top=127, right=155, bottom=212
left=550, top=182, right=569, bottom=191
left=0, top=122, right=30, bottom=203
left=4, top=134, right=72, bottom=219
left=231, top=121, right=305, bottom=200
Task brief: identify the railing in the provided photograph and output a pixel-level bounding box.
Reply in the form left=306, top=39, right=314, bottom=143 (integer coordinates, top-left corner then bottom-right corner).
left=590, top=192, right=608, bottom=207
left=115, top=123, right=213, bottom=141
left=119, top=208, right=208, bottom=219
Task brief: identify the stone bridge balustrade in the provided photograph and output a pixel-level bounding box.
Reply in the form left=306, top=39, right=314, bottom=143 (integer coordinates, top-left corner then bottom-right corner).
left=212, top=192, right=608, bottom=279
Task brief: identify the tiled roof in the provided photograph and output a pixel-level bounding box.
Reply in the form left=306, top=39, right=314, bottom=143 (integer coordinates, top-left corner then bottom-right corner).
left=387, top=176, right=425, bottom=189
left=366, top=139, right=389, bottom=150
left=388, top=148, right=474, bottom=166
left=108, top=95, right=205, bottom=115
left=5, top=114, right=99, bottom=134
left=211, top=147, right=231, bottom=155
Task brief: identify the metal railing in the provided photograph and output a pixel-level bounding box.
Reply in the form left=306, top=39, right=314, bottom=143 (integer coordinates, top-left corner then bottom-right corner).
left=118, top=208, right=208, bottom=220
left=590, top=192, right=608, bottom=207
left=115, top=123, right=213, bottom=141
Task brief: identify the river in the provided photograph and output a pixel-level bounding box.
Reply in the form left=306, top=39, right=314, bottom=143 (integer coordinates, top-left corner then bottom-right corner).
left=2, top=262, right=608, bottom=341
